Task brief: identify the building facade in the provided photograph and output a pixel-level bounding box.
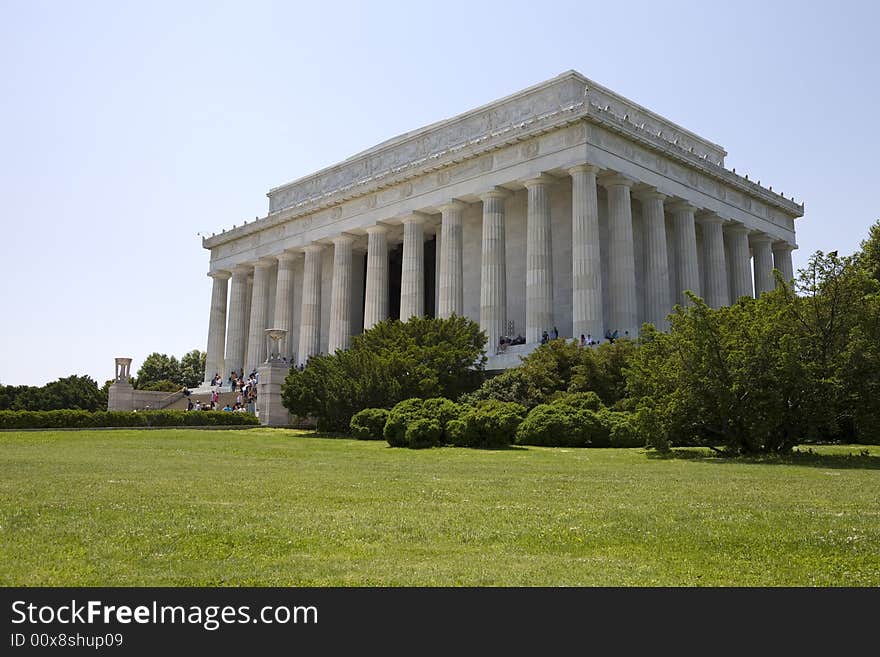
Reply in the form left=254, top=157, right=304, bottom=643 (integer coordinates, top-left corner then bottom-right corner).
left=199, top=70, right=803, bottom=383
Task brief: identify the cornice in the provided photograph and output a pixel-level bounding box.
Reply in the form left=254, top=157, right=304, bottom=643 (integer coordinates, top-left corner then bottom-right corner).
left=204, top=72, right=803, bottom=250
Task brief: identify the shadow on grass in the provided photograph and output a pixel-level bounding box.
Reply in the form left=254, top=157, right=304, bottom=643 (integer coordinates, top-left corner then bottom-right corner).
left=646, top=447, right=880, bottom=470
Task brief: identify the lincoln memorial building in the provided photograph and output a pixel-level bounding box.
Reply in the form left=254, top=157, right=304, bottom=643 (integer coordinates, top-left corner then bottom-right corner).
left=199, top=70, right=804, bottom=383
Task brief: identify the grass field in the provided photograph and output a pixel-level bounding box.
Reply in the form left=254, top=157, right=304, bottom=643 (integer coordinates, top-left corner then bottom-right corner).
left=1, top=429, right=878, bottom=586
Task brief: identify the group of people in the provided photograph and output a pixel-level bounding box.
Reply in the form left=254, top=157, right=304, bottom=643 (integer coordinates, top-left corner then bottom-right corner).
left=497, top=334, right=526, bottom=352
left=186, top=398, right=250, bottom=412
left=603, top=329, right=629, bottom=344
left=226, top=370, right=258, bottom=395
left=495, top=326, right=633, bottom=353
left=540, top=327, right=561, bottom=344
left=183, top=369, right=259, bottom=413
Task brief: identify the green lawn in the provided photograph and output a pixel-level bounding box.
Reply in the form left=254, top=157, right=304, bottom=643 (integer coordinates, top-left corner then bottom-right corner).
left=1, top=429, right=878, bottom=586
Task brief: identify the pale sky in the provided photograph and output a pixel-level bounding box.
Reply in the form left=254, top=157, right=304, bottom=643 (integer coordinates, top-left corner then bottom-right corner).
left=1, top=0, right=877, bottom=386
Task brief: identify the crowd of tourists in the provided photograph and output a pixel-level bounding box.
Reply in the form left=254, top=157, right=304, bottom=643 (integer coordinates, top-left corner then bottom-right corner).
left=496, top=325, right=629, bottom=354
left=186, top=369, right=258, bottom=413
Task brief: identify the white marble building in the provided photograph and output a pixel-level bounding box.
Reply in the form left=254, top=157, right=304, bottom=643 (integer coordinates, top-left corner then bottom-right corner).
left=199, top=70, right=803, bottom=383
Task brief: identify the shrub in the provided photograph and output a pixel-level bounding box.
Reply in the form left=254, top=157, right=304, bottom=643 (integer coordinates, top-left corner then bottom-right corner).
left=548, top=391, right=603, bottom=412
left=0, top=410, right=258, bottom=430
left=384, top=397, right=461, bottom=448
left=514, top=404, right=608, bottom=447
left=598, top=409, right=643, bottom=448
left=404, top=418, right=442, bottom=449
left=450, top=400, right=526, bottom=448
left=349, top=408, right=390, bottom=440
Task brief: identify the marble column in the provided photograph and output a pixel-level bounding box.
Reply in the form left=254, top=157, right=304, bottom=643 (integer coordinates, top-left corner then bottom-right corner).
left=400, top=213, right=426, bottom=320
left=298, top=244, right=324, bottom=366
left=698, top=213, right=730, bottom=308
left=602, top=174, right=638, bottom=337
left=725, top=223, right=753, bottom=300
left=224, top=266, right=250, bottom=378
left=273, top=252, right=298, bottom=359
left=670, top=201, right=701, bottom=306
left=479, top=188, right=509, bottom=352
left=437, top=200, right=465, bottom=318
left=569, top=165, right=603, bottom=340
left=328, top=234, right=354, bottom=353
left=523, top=175, right=554, bottom=343
left=636, top=189, right=671, bottom=330
left=204, top=270, right=230, bottom=384
left=772, top=242, right=795, bottom=285
left=244, top=258, right=274, bottom=374
left=751, top=234, right=775, bottom=297
left=364, top=225, right=389, bottom=330
left=243, top=274, right=253, bottom=360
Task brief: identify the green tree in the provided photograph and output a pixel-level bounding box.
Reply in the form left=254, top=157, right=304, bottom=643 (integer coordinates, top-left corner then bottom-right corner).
left=463, top=337, right=636, bottom=408
left=854, top=218, right=880, bottom=284
left=2, top=375, right=107, bottom=411
left=627, top=247, right=880, bottom=453
left=180, top=350, right=207, bottom=388
left=282, top=316, right=486, bottom=432
left=135, top=353, right=181, bottom=389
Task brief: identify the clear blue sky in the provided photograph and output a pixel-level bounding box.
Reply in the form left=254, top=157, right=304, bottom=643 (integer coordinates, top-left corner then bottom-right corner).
left=1, top=0, right=877, bottom=386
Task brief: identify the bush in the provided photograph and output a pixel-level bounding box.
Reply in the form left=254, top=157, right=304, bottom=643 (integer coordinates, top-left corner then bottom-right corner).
left=514, top=404, right=608, bottom=447
left=349, top=408, right=390, bottom=440
left=283, top=316, right=486, bottom=433
left=384, top=397, right=461, bottom=448
left=404, top=418, right=442, bottom=449
left=0, top=410, right=259, bottom=430
left=449, top=400, right=526, bottom=448
left=599, top=409, right=643, bottom=448
left=548, top=391, right=603, bottom=412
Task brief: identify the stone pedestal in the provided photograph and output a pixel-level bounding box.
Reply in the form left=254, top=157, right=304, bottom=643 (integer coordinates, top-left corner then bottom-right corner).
left=107, top=381, right=134, bottom=411
left=257, top=360, right=292, bottom=427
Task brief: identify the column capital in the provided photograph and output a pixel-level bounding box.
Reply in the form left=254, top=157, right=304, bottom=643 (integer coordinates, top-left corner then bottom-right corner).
left=208, top=269, right=231, bottom=280
left=332, top=233, right=356, bottom=246
left=749, top=232, right=775, bottom=245
left=772, top=241, right=796, bottom=253
left=302, top=243, right=325, bottom=254
left=522, top=174, right=556, bottom=189
left=231, top=264, right=253, bottom=276
left=667, top=200, right=699, bottom=215
left=401, top=211, right=430, bottom=225
left=632, top=187, right=667, bottom=203
left=479, top=186, right=511, bottom=202
left=568, top=163, right=600, bottom=176
left=723, top=221, right=751, bottom=236
left=695, top=212, right=725, bottom=227
left=251, top=257, right=276, bottom=270
left=276, top=251, right=299, bottom=266
left=365, top=223, right=389, bottom=235
left=598, top=173, right=634, bottom=189
left=437, top=199, right=467, bottom=213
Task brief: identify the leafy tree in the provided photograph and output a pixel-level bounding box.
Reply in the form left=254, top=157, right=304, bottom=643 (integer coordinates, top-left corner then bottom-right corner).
left=1, top=375, right=107, bottom=411
left=626, top=246, right=880, bottom=454
left=138, top=379, right=182, bottom=392
left=282, top=316, right=486, bottom=432
left=854, top=218, right=880, bottom=284
left=135, top=353, right=182, bottom=389
left=463, top=338, right=636, bottom=408
left=179, top=350, right=207, bottom=388
left=626, top=293, right=809, bottom=454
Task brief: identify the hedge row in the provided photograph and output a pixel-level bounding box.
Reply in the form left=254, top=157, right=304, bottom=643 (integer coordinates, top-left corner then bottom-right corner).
left=350, top=392, right=646, bottom=450
left=0, top=409, right=259, bottom=429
